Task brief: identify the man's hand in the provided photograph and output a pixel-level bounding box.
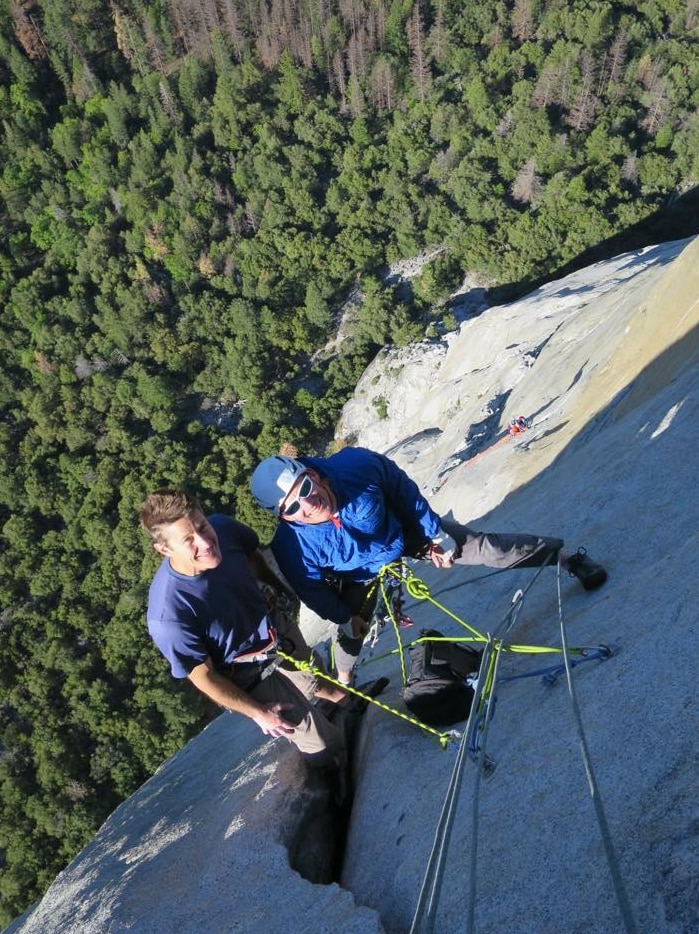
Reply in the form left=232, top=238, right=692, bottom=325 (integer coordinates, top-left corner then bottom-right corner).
left=252, top=702, right=295, bottom=737
left=429, top=530, right=458, bottom=568
left=350, top=615, right=370, bottom=638
left=429, top=542, right=455, bottom=568
left=188, top=660, right=297, bottom=737
left=338, top=615, right=370, bottom=640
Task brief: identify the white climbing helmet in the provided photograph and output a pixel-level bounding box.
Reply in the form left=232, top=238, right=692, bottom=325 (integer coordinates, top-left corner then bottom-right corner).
left=251, top=455, right=307, bottom=515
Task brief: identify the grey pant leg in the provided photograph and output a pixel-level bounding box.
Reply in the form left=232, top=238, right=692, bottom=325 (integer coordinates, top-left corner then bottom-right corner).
left=440, top=517, right=563, bottom=570
left=273, top=608, right=334, bottom=682
left=332, top=581, right=378, bottom=676
left=275, top=610, right=316, bottom=669
left=231, top=664, right=345, bottom=769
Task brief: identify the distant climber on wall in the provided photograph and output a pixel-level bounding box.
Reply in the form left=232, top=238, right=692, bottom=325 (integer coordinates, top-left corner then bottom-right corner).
left=250, top=447, right=607, bottom=686
left=508, top=415, right=531, bottom=436
left=139, top=488, right=347, bottom=769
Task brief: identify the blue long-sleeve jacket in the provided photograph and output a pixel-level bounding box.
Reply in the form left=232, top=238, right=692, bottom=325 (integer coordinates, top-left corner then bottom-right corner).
left=270, top=447, right=442, bottom=625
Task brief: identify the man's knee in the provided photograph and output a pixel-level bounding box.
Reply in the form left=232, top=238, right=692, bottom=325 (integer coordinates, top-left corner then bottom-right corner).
left=291, top=711, right=346, bottom=769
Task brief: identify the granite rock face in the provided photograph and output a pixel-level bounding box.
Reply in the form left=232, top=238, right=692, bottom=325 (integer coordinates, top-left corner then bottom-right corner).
left=5, top=713, right=385, bottom=934
left=7, top=237, right=699, bottom=934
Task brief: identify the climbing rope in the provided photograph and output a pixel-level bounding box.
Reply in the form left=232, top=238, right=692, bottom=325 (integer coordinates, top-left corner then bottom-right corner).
left=368, top=558, right=599, bottom=684
left=408, top=568, right=534, bottom=934
left=465, top=640, right=505, bottom=934
left=555, top=561, right=639, bottom=934
left=408, top=637, right=504, bottom=934
left=304, top=558, right=615, bottom=756
left=274, top=646, right=459, bottom=748
left=409, top=555, right=635, bottom=934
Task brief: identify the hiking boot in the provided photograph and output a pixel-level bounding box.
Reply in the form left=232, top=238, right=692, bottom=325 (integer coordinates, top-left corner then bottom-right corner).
left=566, top=547, right=607, bottom=591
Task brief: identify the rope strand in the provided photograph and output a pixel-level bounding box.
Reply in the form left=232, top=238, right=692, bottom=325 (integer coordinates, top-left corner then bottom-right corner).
left=409, top=641, right=495, bottom=934
left=555, top=559, right=639, bottom=934
left=407, top=553, right=631, bottom=934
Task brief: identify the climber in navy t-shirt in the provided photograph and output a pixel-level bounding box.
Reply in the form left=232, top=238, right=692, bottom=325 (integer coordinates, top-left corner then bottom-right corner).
left=140, top=489, right=345, bottom=768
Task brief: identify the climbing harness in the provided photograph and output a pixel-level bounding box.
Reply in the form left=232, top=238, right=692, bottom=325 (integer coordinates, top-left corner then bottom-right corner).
left=365, top=572, right=413, bottom=647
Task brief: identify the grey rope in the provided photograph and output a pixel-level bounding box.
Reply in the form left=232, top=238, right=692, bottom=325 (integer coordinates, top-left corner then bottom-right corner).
left=465, top=637, right=505, bottom=934
left=408, top=640, right=494, bottom=934
left=409, top=545, right=644, bottom=933
left=462, top=581, right=531, bottom=932
left=409, top=565, right=547, bottom=934
left=555, top=557, right=639, bottom=934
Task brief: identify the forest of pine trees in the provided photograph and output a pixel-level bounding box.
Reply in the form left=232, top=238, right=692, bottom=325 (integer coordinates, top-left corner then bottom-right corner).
left=1, top=0, right=698, bottom=922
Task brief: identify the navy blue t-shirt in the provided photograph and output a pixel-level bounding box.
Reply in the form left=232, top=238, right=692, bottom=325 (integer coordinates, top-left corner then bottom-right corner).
left=146, top=515, right=271, bottom=678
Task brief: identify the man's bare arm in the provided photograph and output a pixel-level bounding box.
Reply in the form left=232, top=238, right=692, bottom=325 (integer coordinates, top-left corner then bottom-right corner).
left=187, top=657, right=294, bottom=737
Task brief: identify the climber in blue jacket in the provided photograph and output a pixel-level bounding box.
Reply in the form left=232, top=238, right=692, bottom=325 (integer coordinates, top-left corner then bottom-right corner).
left=251, top=447, right=606, bottom=685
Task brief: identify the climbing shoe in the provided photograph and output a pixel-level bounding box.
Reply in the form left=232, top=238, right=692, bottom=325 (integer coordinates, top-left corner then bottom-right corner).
left=566, top=547, right=607, bottom=591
